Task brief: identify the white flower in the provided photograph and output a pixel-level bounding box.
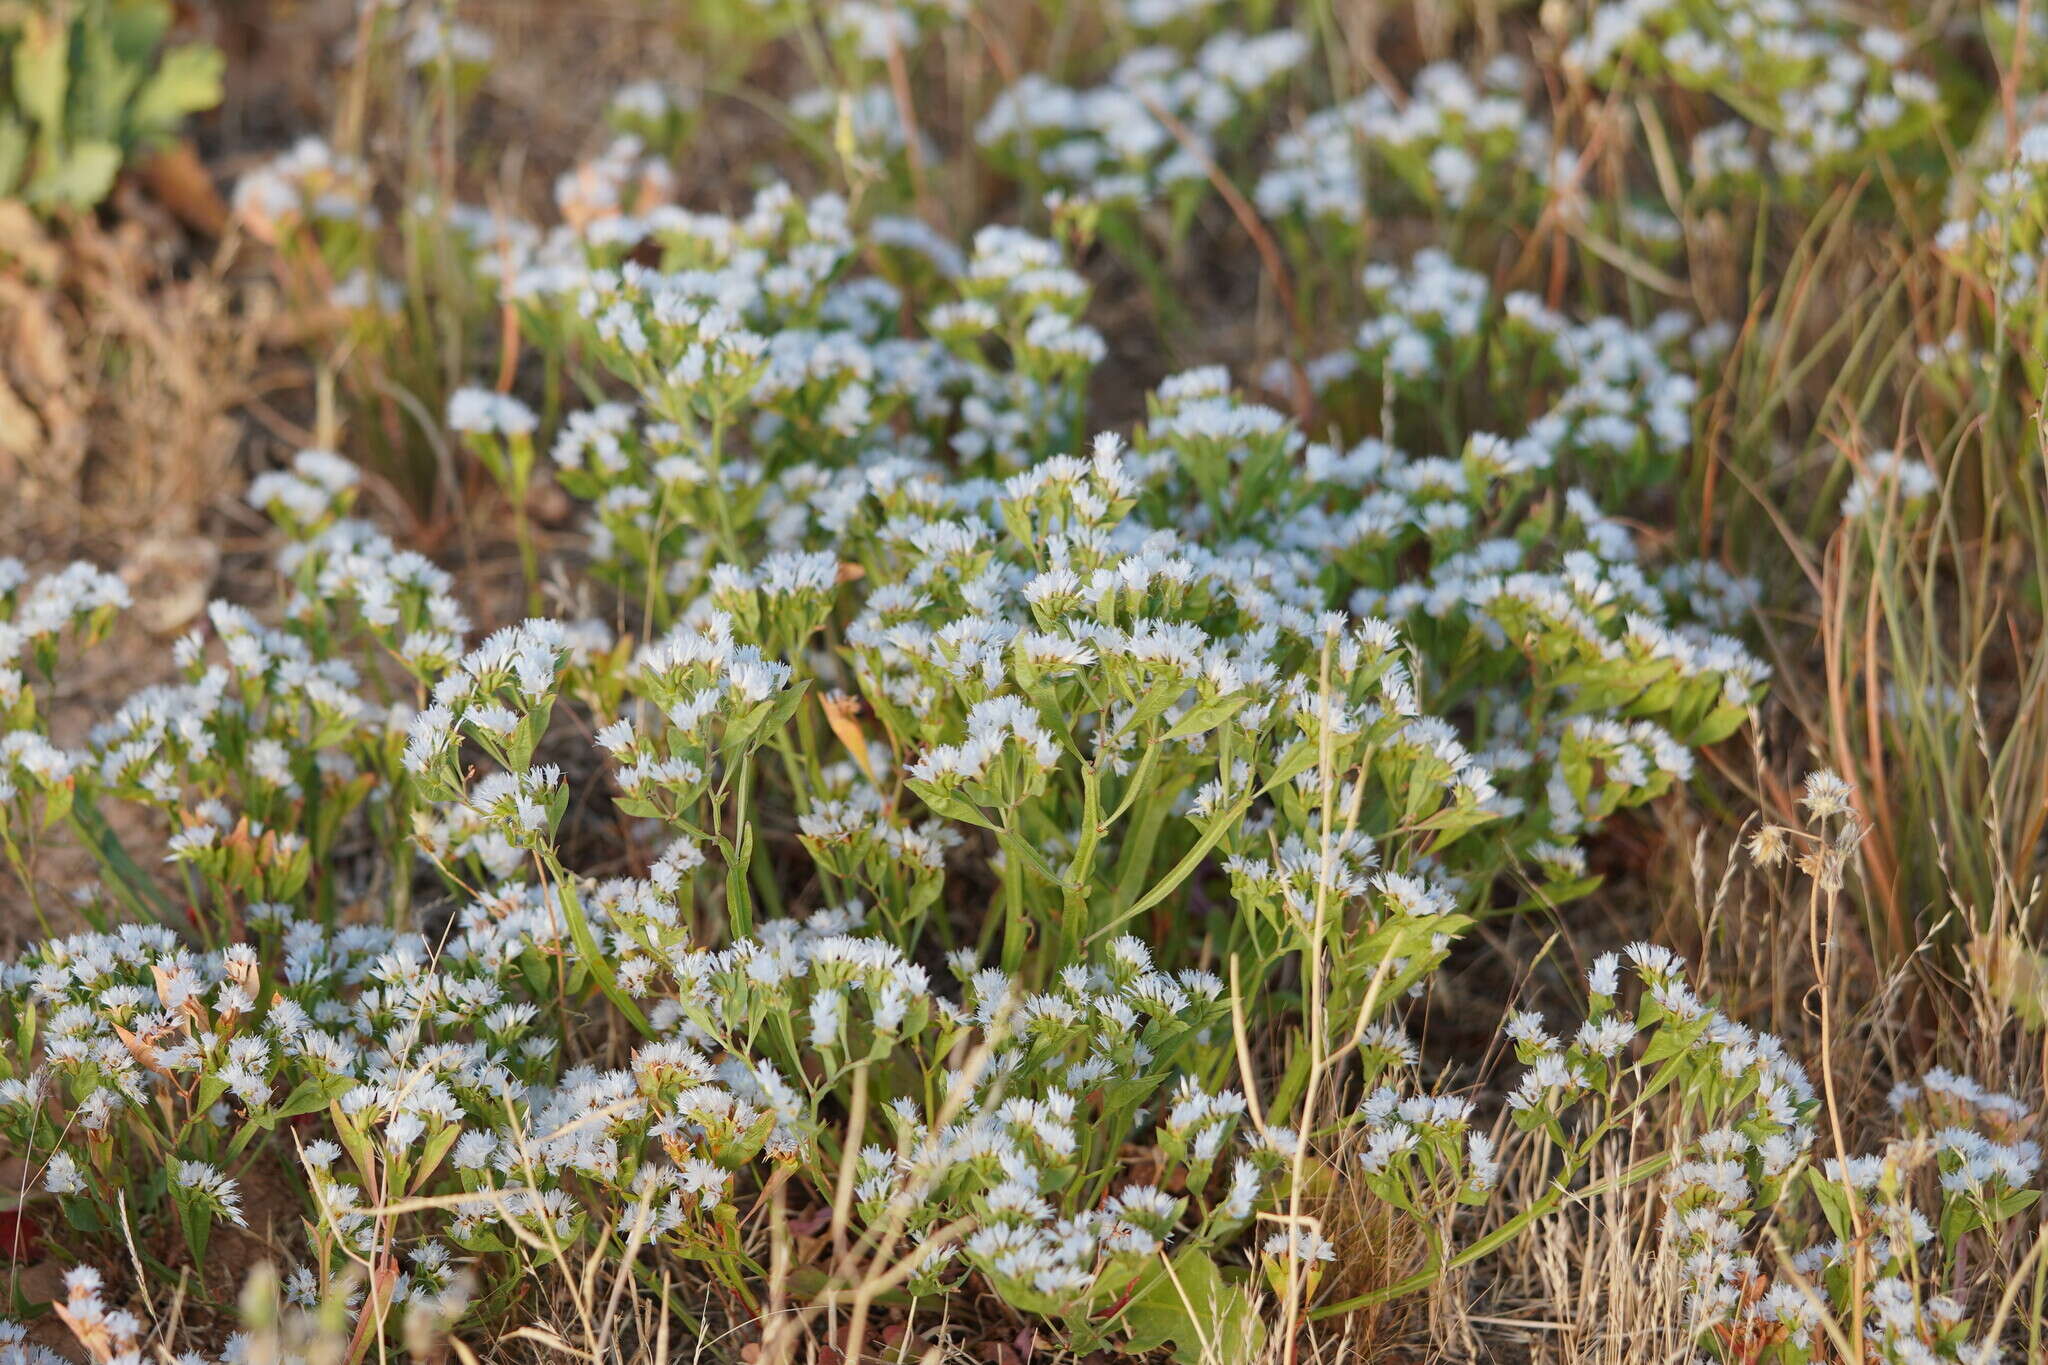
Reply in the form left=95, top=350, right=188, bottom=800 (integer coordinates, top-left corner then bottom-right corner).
left=1840, top=450, right=1937, bottom=520
left=447, top=387, right=538, bottom=437
left=43, top=1150, right=84, bottom=1194
left=1800, top=770, right=1855, bottom=820
left=174, top=1159, right=248, bottom=1227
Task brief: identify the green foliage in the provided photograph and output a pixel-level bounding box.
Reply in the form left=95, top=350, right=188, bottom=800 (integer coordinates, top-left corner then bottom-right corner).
left=0, top=0, right=223, bottom=212
left=9, top=0, right=2048, bottom=1360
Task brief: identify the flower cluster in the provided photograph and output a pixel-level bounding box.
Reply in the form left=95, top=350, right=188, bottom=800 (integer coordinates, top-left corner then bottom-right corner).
left=1567, top=2, right=1939, bottom=193
left=1928, top=118, right=2048, bottom=404
left=51, top=6, right=2044, bottom=1359
left=1256, top=58, right=1550, bottom=227
left=1280, top=249, right=1710, bottom=499
left=1664, top=1064, right=2037, bottom=1365
left=7, top=132, right=1781, bottom=1346
left=978, top=30, right=1304, bottom=213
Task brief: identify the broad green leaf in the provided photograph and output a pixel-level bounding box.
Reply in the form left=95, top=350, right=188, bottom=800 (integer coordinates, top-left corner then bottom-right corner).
left=71, top=18, right=143, bottom=142
left=128, top=43, right=225, bottom=139
left=25, top=140, right=120, bottom=207
left=1118, top=1250, right=1266, bottom=1364
left=0, top=117, right=27, bottom=195
left=11, top=14, right=69, bottom=131
left=107, top=0, right=174, bottom=65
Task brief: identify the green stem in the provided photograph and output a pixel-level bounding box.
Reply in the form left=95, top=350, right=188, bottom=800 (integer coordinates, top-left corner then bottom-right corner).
left=1, top=830, right=50, bottom=936
left=513, top=472, right=541, bottom=617
left=1095, top=786, right=1249, bottom=944
left=67, top=806, right=175, bottom=925
left=726, top=758, right=757, bottom=939
left=1059, top=763, right=1104, bottom=955
left=999, top=821, right=1030, bottom=975
left=546, top=854, right=652, bottom=1037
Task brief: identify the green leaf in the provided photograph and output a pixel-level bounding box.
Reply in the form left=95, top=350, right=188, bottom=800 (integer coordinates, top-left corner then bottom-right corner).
left=906, top=784, right=1000, bottom=831
left=251, top=1071, right=355, bottom=1144
left=72, top=18, right=143, bottom=142
left=1938, top=1193, right=1978, bottom=1254
left=997, top=828, right=1060, bottom=885
left=1159, top=692, right=1248, bottom=742
left=1684, top=702, right=1750, bottom=746
left=409, top=1121, right=464, bottom=1193
left=195, top=1072, right=230, bottom=1114
left=128, top=43, right=225, bottom=138
left=1258, top=738, right=1323, bottom=794
left=1638, top=1013, right=1708, bottom=1066
left=64, top=1197, right=109, bottom=1235
left=723, top=823, right=755, bottom=938
left=557, top=870, right=653, bottom=1036
left=507, top=698, right=555, bottom=771
left=107, top=0, right=176, bottom=66
left=1805, top=1168, right=1855, bottom=1244
left=25, top=140, right=121, bottom=207
left=1117, top=1251, right=1266, bottom=1364
left=17, top=1000, right=34, bottom=1066
left=11, top=14, right=70, bottom=132
left=1997, top=1188, right=2041, bottom=1222
left=331, top=1101, right=379, bottom=1189
left=39, top=777, right=74, bottom=831
left=614, top=795, right=666, bottom=820
left=0, top=117, right=27, bottom=196
left=173, top=1184, right=211, bottom=1266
